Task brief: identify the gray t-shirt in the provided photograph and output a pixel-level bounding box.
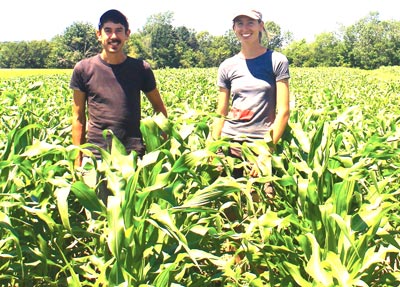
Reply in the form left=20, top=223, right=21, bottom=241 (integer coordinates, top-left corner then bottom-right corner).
left=217, top=49, right=290, bottom=140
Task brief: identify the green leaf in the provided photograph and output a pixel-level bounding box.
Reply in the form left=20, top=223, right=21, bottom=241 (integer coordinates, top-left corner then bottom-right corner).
left=141, top=116, right=162, bottom=152
left=178, top=178, right=241, bottom=208
left=305, top=233, right=333, bottom=286
left=171, top=149, right=213, bottom=173
left=325, top=251, right=353, bottom=286
left=22, top=205, right=57, bottom=232
left=54, top=187, right=71, bottom=231
left=283, top=261, right=312, bottom=287
left=290, top=122, right=310, bottom=153
left=148, top=203, right=201, bottom=270
left=107, top=196, right=125, bottom=261
left=70, top=181, right=105, bottom=213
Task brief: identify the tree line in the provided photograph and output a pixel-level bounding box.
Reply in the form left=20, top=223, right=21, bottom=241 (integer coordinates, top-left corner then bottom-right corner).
left=1, top=11, right=399, bottom=70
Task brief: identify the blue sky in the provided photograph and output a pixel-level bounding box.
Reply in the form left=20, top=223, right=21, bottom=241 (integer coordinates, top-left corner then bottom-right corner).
left=3, top=0, right=399, bottom=42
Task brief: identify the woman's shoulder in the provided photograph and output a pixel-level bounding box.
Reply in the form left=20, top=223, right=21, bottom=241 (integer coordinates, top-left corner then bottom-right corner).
left=269, top=50, right=288, bottom=61
left=219, top=54, right=241, bottom=68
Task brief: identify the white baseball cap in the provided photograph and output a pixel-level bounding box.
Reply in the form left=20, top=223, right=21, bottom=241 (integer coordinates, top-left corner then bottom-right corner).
left=232, top=9, right=263, bottom=21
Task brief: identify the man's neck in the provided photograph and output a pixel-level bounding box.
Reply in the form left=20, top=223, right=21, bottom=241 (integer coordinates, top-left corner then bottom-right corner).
left=100, top=51, right=127, bottom=65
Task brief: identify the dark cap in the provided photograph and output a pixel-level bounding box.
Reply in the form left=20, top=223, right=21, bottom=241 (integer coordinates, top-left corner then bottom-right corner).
left=98, top=9, right=129, bottom=31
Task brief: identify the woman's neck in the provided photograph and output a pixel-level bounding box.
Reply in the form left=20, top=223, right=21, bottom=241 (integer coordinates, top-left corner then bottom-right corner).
left=239, top=44, right=267, bottom=59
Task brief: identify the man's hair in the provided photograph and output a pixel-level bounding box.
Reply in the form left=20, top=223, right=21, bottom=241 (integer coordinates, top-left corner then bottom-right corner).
left=98, top=9, right=129, bottom=31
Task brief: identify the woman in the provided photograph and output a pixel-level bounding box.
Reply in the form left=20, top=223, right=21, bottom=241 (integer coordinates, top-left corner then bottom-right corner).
left=213, top=9, right=290, bottom=178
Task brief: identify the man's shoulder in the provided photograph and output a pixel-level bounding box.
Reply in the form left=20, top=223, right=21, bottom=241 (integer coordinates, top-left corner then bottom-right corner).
left=73, top=55, right=100, bottom=70
left=126, top=57, right=152, bottom=70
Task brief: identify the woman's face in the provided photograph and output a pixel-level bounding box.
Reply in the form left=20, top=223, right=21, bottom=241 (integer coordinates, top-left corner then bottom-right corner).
left=233, top=16, right=263, bottom=43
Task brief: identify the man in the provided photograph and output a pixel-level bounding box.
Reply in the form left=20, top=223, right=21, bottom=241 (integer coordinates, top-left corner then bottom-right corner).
left=70, top=9, right=167, bottom=167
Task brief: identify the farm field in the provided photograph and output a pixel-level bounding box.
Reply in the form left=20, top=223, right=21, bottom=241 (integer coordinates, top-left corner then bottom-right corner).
left=0, top=66, right=399, bottom=286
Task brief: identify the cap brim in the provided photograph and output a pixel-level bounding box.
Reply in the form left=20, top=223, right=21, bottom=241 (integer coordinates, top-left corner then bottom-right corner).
left=233, top=13, right=260, bottom=21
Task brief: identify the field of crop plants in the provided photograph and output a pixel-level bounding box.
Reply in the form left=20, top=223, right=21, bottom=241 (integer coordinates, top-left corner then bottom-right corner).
left=0, top=66, right=399, bottom=286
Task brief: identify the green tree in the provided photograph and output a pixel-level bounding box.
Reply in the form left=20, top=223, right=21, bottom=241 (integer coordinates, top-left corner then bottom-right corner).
left=195, top=31, right=213, bottom=68
left=128, top=32, right=152, bottom=63
left=224, top=29, right=241, bottom=56
left=283, top=39, right=315, bottom=67
left=0, top=42, right=26, bottom=68
left=174, top=26, right=200, bottom=68
left=151, top=23, right=179, bottom=68
left=48, top=22, right=100, bottom=68
left=142, top=11, right=179, bottom=68
left=3, top=10, right=400, bottom=69
left=281, top=31, right=294, bottom=48
left=264, top=21, right=284, bottom=50
left=175, top=26, right=199, bottom=50
left=207, top=33, right=237, bottom=67
left=29, top=40, right=53, bottom=68
left=0, top=41, right=51, bottom=68
left=344, top=12, right=400, bottom=69
left=311, top=32, right=345, bottom=67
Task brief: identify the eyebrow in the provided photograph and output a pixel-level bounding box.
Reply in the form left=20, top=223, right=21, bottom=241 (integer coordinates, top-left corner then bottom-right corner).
left=103, top=26, right=125, bottom=32
left=103, top=23, right=125, bottom=28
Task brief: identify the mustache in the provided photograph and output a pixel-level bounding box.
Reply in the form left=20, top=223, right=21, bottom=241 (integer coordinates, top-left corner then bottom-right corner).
left=108, top=39, right=121, bottom=44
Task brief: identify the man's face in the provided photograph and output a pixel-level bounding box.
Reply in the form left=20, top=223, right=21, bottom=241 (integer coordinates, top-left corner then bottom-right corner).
left=97, top=21, right=130, bottom=53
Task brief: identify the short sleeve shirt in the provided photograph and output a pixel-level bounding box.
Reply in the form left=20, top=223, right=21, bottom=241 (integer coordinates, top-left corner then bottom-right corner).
left=217, top=50, right=290, bottom=140
left=70, top=55, right=156, bottom=156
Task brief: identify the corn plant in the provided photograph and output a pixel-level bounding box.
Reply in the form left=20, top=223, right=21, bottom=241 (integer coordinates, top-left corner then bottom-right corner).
left=0, top=67, right=399, bottom=286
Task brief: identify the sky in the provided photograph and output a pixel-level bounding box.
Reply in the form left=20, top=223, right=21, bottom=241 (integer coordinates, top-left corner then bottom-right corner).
left=2, top=0, right=399, bottom=42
